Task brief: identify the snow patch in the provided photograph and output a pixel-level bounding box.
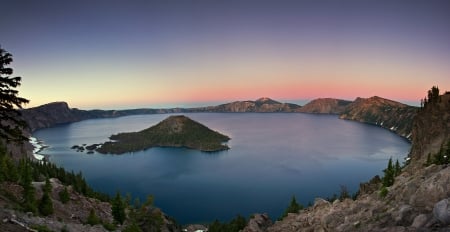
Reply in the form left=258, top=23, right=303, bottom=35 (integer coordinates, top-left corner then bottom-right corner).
left=29, top=137, right=46, bottom=160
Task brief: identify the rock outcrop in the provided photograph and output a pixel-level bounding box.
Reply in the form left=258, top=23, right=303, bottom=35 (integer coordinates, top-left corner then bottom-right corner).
left=297, top=98, right=352, bottom=114
left=0, top=178, right=114, bottom=232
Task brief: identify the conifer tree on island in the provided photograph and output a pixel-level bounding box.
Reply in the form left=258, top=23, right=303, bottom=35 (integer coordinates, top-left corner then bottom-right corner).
left=0, top=45, right=29, bottom=142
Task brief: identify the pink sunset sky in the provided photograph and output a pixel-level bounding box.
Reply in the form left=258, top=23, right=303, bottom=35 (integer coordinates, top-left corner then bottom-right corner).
left=1, top=0, right=449, bottom=109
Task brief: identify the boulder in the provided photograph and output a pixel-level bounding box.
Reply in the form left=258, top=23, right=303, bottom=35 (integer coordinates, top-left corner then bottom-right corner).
left=433, top=198, right=450, bottom=226
left=411, top=214, right=429, bottom=228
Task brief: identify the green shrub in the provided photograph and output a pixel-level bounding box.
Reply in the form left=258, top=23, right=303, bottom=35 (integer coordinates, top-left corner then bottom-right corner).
left=102, top=222, right=117, bottom=231
left=379, top=186, right=388, bottom=198
left=86, top=208, right=101, bottom=226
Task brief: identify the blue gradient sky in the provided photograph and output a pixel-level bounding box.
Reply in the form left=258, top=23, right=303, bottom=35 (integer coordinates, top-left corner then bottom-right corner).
left=1, top=0, right=449, bottom=109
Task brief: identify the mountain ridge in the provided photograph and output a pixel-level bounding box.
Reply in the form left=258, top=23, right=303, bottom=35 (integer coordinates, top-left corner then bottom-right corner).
left=21, top=96, right=417, bottom=142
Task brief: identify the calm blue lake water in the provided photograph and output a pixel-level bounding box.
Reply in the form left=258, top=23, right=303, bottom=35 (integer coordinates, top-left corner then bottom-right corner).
left=33, top=113, right=410, bottom=224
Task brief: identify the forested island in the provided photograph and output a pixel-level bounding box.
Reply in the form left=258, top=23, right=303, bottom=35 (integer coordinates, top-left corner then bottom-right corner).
left=91, top=115, right=230, bottom=154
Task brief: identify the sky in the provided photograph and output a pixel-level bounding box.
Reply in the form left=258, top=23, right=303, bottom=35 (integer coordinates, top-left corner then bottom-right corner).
left=1, top=0, right=450, bottom=109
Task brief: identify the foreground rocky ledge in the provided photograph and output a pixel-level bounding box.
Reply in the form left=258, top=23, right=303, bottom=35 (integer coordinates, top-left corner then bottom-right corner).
left=251, top=164, right=449, bottom=232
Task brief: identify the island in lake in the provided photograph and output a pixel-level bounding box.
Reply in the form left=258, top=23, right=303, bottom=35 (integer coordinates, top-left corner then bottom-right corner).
left=83, top=115, right=230, bottom=154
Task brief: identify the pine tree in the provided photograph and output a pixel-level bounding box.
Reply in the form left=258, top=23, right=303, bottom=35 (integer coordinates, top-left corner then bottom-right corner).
left=394, top=159, right=401, bottom=176
left=382, top=158, right=395, bottom=187
left=59, top=187, right=70, bottom=204
left=21, top=160, right=37, bottom=212
left=0, top=152, right=7, bottom=182
left=0, top=46, right=29, bottom=142
left=86, top=208, right=101, bottom=225
left=112, top=191, right=126, bottom=224
left=279, top=196, right=303, bottom=220
left=38, top=177, right=53, bottom=216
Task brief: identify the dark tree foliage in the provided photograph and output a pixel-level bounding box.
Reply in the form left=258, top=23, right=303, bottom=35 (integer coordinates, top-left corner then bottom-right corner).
left=39, top=191, right=53, bottom=216
left=38, top=177, right=54, bottom=216
left=209, top=215, right=247, bottom=232
left=20, top=159, right=37, bottom=212
left=86, top=208, right=101, bottom=226
left=394, top=159, right=402, bottom=177
left=428, top=140, right=450, bottom=165
left=126, top=194, right=166, bottom=232
left=382, top=158, right=395, bottom=187
left=30, top=160, right=110, bottom=202
left=421, top=86, right=440, bottom=109
left=279, top=196, right=303, bottom=220
left=59, top=186, right=70, bottom=204
left=338, top=185, right=350, bottom=201
left=112, top=191, right=126, bottom=224
left=0, top=143, right=18, bottom=182
left=0, top=46, right=29, bottom=142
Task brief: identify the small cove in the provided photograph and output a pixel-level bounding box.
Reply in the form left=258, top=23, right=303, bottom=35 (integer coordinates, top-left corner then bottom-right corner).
left=32, top=113, right=410, bottom=224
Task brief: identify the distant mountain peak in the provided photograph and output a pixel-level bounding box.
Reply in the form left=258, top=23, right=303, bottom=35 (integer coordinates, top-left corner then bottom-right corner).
left=255, top=97, right=281, bottom=104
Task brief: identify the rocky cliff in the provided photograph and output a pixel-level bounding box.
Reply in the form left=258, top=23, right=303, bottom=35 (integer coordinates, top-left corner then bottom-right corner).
left=21, top=102, right=188, bottom=132
left=21, top=102, right=86, bottom=132
left=244, top=92, right=450, bottom=232
left=297, top=98, right=352, bottom=114
left=339, top=96, right=417, bottom=140
left=408, top=92, right=450, bottom=165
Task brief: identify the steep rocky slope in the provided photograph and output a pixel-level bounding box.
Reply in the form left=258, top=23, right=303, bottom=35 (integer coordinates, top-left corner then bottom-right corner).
left=408, top=93, right=450, bottom=164
left=297, top=98, right=352, bottom=114
left=244, top=92, right=450, bottom=232
left=0, top=178, right=179, bottom=232
left=339, top=96, right=417, bottom=140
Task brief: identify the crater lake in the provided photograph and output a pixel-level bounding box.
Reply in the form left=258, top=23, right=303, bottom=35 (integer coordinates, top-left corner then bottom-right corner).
left=32, top=113, right=410, bottom=224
